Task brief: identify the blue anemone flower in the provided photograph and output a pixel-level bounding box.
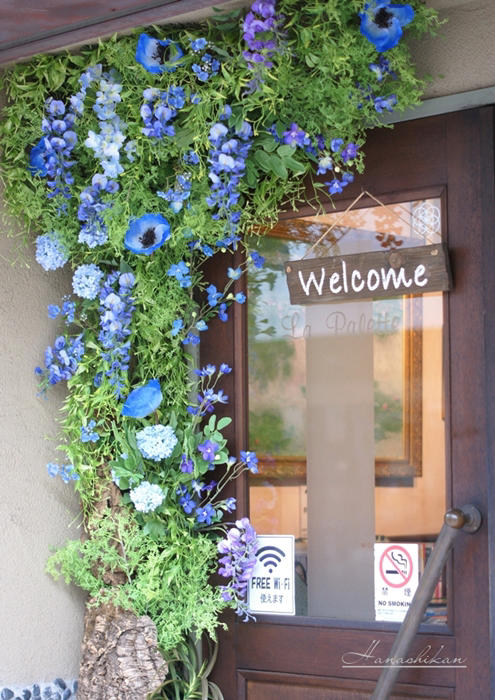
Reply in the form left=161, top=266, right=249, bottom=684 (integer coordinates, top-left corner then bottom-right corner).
left=135, top=33, right=184, bottom=73
left=124, top=214, right=171, bottom=254
left=121, top=379, right=163, bottom=418
left=29, top=137, right=48, bottom=176
left=359, top=1, right=414, bottom=52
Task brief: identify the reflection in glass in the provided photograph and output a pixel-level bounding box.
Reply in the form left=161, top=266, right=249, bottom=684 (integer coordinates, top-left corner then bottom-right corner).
left=248, top=199, right=446, bottom=622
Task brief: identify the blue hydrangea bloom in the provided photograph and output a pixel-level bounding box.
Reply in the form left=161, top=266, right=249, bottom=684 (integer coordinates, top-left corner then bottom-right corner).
left=124, top=213, right=171, bottom=254
left=72, top=263, right=104, bottom=299
left=130, top=481, right=165, bottom=513
left=121, top=379, right=162, bottom=418
left=135, top=33, right=184, bottom=73
left=359, top=1, right=414, bottom=52
left=136, top=424, right=178, bottom=461
left=35, top=232, right=68, bottom=271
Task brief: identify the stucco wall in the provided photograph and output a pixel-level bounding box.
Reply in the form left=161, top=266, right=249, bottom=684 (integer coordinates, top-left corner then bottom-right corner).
left=0, top=198, right=86, bottom=684
left=412, top=0, right=495, bottom=99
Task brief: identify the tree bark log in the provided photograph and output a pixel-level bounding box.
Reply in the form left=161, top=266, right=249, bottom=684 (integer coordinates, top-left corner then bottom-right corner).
left=78, top=601, right=168, bottom=700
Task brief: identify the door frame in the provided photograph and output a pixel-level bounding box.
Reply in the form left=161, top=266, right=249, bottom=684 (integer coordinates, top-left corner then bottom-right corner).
left=202, top=107, right=495, bottom=698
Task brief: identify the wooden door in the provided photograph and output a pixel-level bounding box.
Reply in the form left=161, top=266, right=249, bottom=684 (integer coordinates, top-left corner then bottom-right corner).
left=202, top=107, right=495, bottom=699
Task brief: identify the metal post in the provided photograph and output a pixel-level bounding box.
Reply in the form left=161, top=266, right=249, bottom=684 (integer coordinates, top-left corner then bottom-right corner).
left=372, top=504, right=482, bottom=700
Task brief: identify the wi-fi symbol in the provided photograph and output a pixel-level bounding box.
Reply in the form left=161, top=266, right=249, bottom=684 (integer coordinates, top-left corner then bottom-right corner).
left=256, top=545, right=286, bottom=574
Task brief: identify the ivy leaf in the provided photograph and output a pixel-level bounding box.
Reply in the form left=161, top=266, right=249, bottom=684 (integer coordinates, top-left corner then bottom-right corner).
left=254, top=149, right=272, bottom=172
left=217, top=417, right=232, bottom=430
left=269, top=155, right=288, bottom=180
left=283, top=156, right=307, bottom=174
left=277, top=145, right=295, bottom=157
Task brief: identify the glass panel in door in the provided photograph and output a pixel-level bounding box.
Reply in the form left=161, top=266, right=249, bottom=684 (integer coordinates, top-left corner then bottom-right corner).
left=247, top=198, right=446, bottom=623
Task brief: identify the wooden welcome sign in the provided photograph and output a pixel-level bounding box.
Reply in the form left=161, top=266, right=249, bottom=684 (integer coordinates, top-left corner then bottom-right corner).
left=285, top=244, right=452, bottom=305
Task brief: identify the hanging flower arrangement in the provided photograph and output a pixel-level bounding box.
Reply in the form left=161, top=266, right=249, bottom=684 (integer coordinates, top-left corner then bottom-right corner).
left=0, top=0, right=440, bottom=696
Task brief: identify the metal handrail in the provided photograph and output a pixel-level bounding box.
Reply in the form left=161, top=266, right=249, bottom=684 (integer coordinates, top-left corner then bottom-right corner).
left=372, top=504, right=482, bottom=700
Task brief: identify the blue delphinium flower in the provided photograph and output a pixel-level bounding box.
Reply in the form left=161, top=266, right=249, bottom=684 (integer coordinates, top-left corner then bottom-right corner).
left=98, top=271, right=135, bottom=397
left=206, top=120, right=252, bottom=246
left=72, top=263, right=104, bottom=300
left=218, top=303, right=228, bottom=322
left=122, top=379, right=163, bottom=418
left=29, top=137, right=48, bottom=176
left=130, top=481, right=165, bottom=513
left=177, top=486, right=197, bottom=514
left=81, top=420, right=99, bottom=443
left=36, top=334, right=85, bottom=385
left=359, top=1, right=414, bottom=52
left=136, top=424, right=178, bottom=461
left=35, top=232, right=68, bottom=271
left=341, top=142, right=359, bottom=162
left=243, top=0, right=283, bottom=88
left=84, top=73, right=126, bottom=179
left=135, top=33, right=184, bottom=73
left=316, top=155, right=334, bottom=175
left=182, top=332, right=200, bottom=346
left=369, top=56, right=393, bottom=81
left=140, top=86, right=186, bottom=139
left=124, top=213, right=171, bottom=254
left=219, top=363, right=232, bottom=374
left=78, top=174, right=118, bottom=248
left=183, top=150, right=200, bottom=165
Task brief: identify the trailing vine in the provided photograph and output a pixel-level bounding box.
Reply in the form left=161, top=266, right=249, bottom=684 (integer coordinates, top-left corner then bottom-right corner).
left=0, top=0, right=440, bottom=693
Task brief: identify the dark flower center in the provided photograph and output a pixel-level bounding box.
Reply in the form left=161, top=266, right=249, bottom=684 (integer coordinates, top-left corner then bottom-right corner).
left=374, top=8, right=393, bottom=28
left=139, top=227, right=157, bottom=247
left=153, top=43, right=172, bottom=65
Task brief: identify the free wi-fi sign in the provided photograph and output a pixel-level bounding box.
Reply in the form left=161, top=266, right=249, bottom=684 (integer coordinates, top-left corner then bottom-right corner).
left=248, top=535, right=295, bottom=616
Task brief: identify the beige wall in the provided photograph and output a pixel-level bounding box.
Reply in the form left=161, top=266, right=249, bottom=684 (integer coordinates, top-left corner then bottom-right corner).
left=0, top=198, right=85, bottom=683
left=412, top=0, right=495, bottom=99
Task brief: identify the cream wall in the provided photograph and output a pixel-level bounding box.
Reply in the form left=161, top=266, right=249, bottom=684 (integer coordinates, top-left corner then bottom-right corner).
left=0, top=197, right=85, bottom=683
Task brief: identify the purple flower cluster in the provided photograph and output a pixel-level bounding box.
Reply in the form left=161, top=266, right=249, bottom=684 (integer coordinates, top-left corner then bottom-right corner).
left=98, top=271, right=136, bottom=397
left=206, top=119, right=252, bottom=246
left=243, top=0, right=283, bottom=71
left=217, top=517, right=258, bottom=618
left=140, top=86, right=186, bottom=139
left=35, top=334, right=85, bottom=386
left=78, top=174, right=119, bottom=248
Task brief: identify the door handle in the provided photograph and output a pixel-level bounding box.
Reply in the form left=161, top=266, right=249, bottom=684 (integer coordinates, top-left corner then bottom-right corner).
left=372, top=504, right=482, bottom=700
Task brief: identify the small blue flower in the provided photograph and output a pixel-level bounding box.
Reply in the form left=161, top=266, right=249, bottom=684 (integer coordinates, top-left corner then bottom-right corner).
left=330, top=138, right=344, bottom=153
left=81, top=420, right=100, bottom=443
left=250, top=251, right=265, bottom=269
left=359, top=1, right=414, bottom=52
left=171, top=319, right=184, bottom=336
left=219, top=363, right=232, bottom=374
left=190, top=37, right=208, bottom=52
left=47, top=304, right=60, bottom=319
left=124, top=213, right=171, bottom=254
left=121, top=379, right=162, bottom=418
left=206, top=284, right=222, bottom=307
left=119, top=272, right=136, bottom=288
left=195, top=503, right=216, bottom=525
left=235, top=292, right=246, bottom=304
left=224, top=497, right=237, bottom=513
left=227, top=267, right=242, bottom=280
left=180, top=454, right=194, bottom=473
left=374, top=94, right=398, bottom=113
left=218, top=303, right=228, bottom=322
left=198, top=439, right=219, bottom=463
left=240, top=450, right=259, bottom=474
left=182, top=332, right=200, bottom=346
left=341, top=143, right=359, bottom=162
left=196, top=320, right=208, bottom=331
left=135, top=33, right=184, bottom=73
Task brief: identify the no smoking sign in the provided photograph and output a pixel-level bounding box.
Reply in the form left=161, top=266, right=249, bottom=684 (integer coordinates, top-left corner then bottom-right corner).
left=374, top=543, right=419, bottom=622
